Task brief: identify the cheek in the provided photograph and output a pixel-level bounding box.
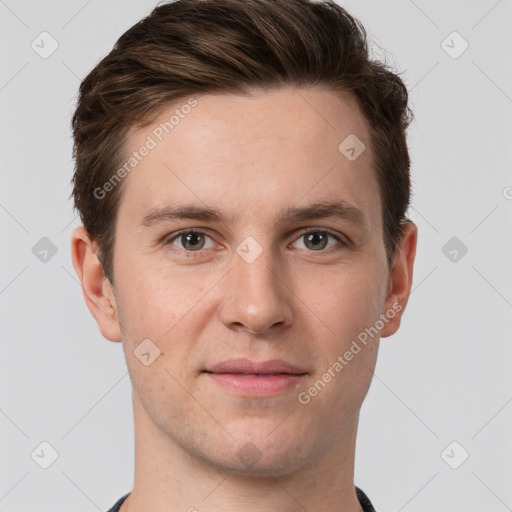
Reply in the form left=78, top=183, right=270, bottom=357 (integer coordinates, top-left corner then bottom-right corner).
left=114, top=261, right=211, bottom=387
left=306, top=260, right=385, bottom=342
left=114, top=256, right=190, bottom=340
left=115, top=275, right=169, bottom=341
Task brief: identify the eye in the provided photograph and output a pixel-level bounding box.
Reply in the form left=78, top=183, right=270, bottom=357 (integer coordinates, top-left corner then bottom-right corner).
left=292, top=229, right=346, bottom=251
left=165, top=229, right=216, bottom=254
left=164, top=228, right=347, bottom=258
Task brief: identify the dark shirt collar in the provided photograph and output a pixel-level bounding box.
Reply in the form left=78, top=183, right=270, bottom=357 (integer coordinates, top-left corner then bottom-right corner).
left=106, top=487, right=377, bottom=512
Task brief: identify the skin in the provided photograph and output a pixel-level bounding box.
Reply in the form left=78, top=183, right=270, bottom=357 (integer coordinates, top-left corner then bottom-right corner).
left=71, top=86, right=417, bottom=512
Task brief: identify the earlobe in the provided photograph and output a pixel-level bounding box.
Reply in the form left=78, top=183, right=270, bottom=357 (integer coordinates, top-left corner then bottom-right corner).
left=70, top=226, right=123, bottom=342
left=380, top=221, right=418, bottom=338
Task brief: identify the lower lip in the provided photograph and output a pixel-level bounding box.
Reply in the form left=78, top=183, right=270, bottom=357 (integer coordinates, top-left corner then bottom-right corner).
left=204, top=372, right=306, bottom=397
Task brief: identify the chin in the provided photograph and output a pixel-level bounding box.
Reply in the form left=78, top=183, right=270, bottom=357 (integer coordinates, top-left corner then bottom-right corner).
left=206, top=433, right=314, bottom=477
left=206, top=451, right=310, bottom=478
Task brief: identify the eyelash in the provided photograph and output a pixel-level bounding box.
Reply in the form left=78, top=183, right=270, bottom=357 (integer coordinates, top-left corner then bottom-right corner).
left=163, top=228, right=348, bottom=258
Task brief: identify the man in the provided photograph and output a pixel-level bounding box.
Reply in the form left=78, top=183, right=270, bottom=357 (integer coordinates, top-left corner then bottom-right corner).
left=70, top=1, right=417, bottom=510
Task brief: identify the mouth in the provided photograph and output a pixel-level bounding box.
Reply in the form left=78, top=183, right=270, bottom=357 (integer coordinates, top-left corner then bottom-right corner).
left=204, top=358, right=307, bottom=375
left=204, top=373, right=300, bottom=376
left=202, top=358, right=308, bottom=397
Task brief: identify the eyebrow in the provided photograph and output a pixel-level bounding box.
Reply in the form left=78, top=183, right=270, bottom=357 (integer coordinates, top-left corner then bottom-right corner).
left=139, top=200, right=368, bottom=229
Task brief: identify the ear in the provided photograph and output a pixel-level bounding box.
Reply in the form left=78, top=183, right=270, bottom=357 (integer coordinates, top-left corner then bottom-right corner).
left=380, top=221, right=418, bottom=338
left=70, top=226, right=122, bottom=342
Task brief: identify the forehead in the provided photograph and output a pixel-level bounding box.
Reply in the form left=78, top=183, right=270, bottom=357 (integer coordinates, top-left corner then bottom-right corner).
left=116, top=86, right=381, bottom=232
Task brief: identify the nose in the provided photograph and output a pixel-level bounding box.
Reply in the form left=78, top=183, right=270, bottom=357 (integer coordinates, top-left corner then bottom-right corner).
left=217, top=245, right=294, bottom=335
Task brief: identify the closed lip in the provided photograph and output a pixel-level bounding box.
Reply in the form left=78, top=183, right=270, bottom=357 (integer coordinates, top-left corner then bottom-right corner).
left=204, top=358, right=307, bottom=375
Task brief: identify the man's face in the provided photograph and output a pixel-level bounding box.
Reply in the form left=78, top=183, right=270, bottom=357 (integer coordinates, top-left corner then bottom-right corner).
left=108, top=86, right=397, bottom=474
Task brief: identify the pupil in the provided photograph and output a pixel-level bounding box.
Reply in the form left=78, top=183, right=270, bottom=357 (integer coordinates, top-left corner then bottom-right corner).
left=307, top=232, right=327, bottom=250
left=184, top=232, right=203, bottom=250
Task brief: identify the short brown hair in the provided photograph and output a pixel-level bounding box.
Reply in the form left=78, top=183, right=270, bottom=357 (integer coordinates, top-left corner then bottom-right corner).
left=71, top=0, right=413, bottom=284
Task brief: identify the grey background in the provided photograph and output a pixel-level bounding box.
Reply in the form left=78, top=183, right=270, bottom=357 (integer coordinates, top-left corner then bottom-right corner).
left=1, top=0, right=511, bottom=511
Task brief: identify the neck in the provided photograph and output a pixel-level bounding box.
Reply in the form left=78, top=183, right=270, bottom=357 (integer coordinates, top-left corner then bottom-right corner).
left=121, top=396, right=364, bottom=512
